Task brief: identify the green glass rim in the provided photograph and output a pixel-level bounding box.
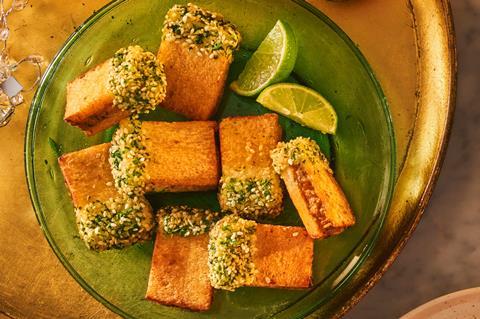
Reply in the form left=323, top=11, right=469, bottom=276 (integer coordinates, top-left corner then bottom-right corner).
left=24, top=0, right=397, bottom=318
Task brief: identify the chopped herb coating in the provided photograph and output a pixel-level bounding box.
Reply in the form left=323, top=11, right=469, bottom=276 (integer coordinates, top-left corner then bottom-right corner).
left=163, top=3, right=241, bottom=61
left=108, top=45, right=167, bottom=114
left=208, top=215, right=257, bottom=291
left=219, top=176, right=282, bottom=219
left=271, top=137, right=331, bottom=174
left=159, top=206, right=221, bottom=237
left=75, top=195, right=154, bottom=251
left=109, top=117, right=149, bottom=197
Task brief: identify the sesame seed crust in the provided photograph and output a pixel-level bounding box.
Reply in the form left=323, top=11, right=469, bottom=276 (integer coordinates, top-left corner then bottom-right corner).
left=208, top=215, right=257, bottom=291
left=270, top=137, right=331, bottom=174
left=109, top=117, right=149, bottom=197
left=75, top=195, right=154, bottom=251
left=219, top=176, right=282, bottom=220
left=159, top=206, right=221, bottom=237
left=108, top=45, right=167, bottom=114
left=162, top=3, right=241, bottom=61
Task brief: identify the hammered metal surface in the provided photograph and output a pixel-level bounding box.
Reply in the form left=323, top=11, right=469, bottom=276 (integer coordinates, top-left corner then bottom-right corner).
left=0, top=0, right=453, bottom=318
left=0, top=3, right=118, bottom=318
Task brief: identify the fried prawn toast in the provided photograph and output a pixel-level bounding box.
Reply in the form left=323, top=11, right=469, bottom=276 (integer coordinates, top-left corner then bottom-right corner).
left=218, top=114, right=283, bottom=219
left=158, top=4, right=241, bottom=120
left=65, top=46, right=167, bottom=136
left=271, top=137, right=355, bottom=239
left=58, top=143, right=154, bottom=251
left=136, top=120, right=219, bottom=192
left=146, top=230, right=213, bottom=312
left=146, top=222, right=313, bottom=311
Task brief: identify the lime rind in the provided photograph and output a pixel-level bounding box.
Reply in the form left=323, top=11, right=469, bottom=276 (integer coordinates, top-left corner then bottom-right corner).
left=256, top=83, right=338, bottom=134
left=231, top=20, right=298, bottom=96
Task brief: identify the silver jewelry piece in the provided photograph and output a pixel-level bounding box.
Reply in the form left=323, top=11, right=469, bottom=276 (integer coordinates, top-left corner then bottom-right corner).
left=0, top=0, right=44, bottom=127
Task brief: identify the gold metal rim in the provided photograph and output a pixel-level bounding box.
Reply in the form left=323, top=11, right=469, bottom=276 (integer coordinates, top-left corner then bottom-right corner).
left=321, top=0, right=457, bottom=317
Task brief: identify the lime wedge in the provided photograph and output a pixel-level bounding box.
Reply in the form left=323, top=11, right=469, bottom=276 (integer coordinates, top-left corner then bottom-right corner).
left=256, top=83, right=338, bottom=134
left=231, top=20, right=297, bottom=97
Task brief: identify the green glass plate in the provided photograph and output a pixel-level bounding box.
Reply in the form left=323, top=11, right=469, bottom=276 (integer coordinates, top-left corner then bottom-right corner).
left=25, top=0, right=395, bottom=318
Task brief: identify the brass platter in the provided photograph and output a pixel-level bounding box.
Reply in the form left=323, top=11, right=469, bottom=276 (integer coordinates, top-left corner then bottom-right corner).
left=307, top=0, right=456, bottom=317
left=0, top=0, right=455, bottom=318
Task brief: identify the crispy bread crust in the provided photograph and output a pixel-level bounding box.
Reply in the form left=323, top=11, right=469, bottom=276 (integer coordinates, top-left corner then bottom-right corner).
left=250, top=224, right=313, bottom=289
left=141, top=121, right=219, bottom=192
left=146, top=230, right=213, bottom=311
left=58, top=143, right=117, bottom=207
left=157, top=41, right=230, bottom=120
left=219, top=114, right=282, bottom=176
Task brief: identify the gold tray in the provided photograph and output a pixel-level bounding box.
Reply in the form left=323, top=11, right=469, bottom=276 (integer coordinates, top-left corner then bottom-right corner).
left=0, top=0, right=455, bottom=318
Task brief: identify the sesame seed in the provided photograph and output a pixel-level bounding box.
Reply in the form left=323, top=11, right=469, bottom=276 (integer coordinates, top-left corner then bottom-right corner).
left=208, top=216, right=257, bottom=291
left=108, top=45, right=167, bottom=114
left=219, top=176, right=281, bottom=219
left=162, top=4, right=241, bottom=61
left=159, top=206, right=221, bottom=237
left=271, top=137, right=331, bottom=175
left=109, top=117, right=149, bottom=197
left=75, top=195, right=154, bottom=251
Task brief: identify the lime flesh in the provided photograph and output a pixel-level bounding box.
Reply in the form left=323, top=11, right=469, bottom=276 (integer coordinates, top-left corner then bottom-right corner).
left=256, top=83, right=338, bottom=134
left=231, top=20, right=297, bottom=97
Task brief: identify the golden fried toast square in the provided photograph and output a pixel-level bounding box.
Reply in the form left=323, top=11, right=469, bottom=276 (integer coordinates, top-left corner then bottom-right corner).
left=139, top=121, right=219, bottom=192
left=157, top=40, right=230, bottom=120
left=281, top=161, right=356, bottom=239
left=58, top=143, right=117, bottom=207
left=65, top=60, right=130, bottom=136
left=218, top=114, right=283, bottom=218
left=250, top=224, right=313, bottom=289
left=146, top=230, right=213, bottom=311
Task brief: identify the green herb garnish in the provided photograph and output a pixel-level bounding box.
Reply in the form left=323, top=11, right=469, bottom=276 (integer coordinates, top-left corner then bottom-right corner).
left=103, top=125, right=118, bottom=143
left=48, top=137, right=62, bottom=158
